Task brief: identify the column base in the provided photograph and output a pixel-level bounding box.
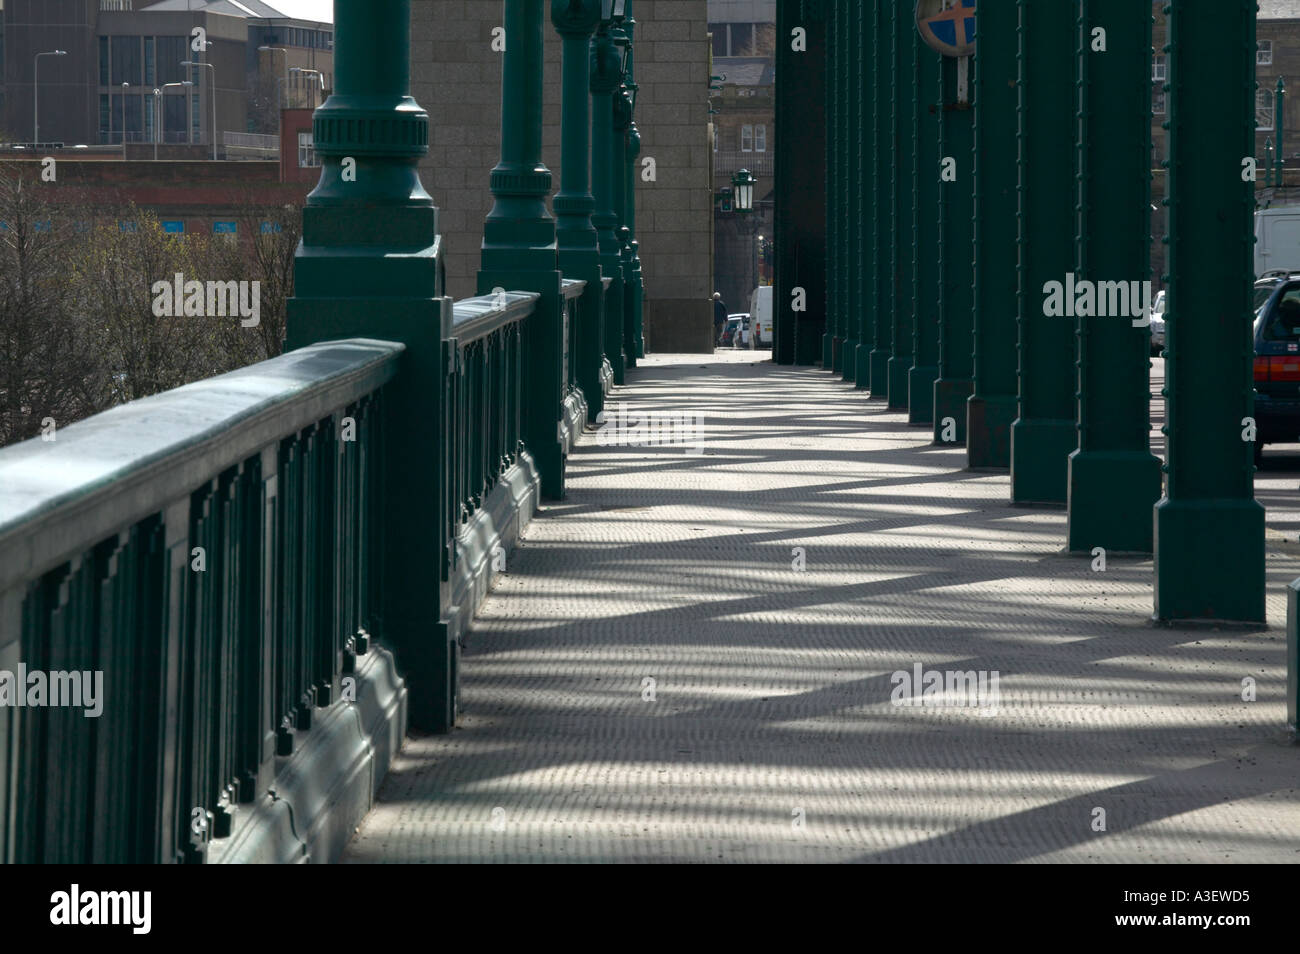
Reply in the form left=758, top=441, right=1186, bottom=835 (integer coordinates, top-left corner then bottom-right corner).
left=1066, top=449, right=1162, bottom=553
left=1010, top=417, right=1074, bottom=504
left=908, top=365, right=938, bottom=425
left=869, top=348, right=892, bottom=400
left=822, top=333, right=834, bottom=370
left=1154, top=496, right=1265, bottom=624
left=831, top=336, right=844, bottom=373
left=854, top=343, right=872, bottom=391
left=966, top=393, right=1016, bottom=469
left=887, top=355, right=912, bottom=409
left=933, top=377, right=973, bottom=444
left=841, top=338, right=859, bottom=382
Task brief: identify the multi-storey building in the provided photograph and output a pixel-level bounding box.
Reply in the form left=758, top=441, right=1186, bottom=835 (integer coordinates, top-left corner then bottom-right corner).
left=1, top=0, right=331, bottom=152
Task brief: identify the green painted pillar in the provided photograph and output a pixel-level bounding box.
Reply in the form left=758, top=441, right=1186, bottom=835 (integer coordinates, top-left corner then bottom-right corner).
left=831, top=0, right=850, bottom=372
left=592, top=16, right=625, bottom=386
left=934, top=54, right=975, bottom=444
left=865, top=1, right=893, bottom=396
left=611, top=87, right=632, bottom=380
left=624, top=2, right=645, bottom=361
left=847, top=1, right=868, bottom=383
left=552, top=0, right=605, bottom=419
left=1011, top=0, right=1077, bottom=503
left=842, top=0, right=864, bottom=384
left=967, top=2, right=1018, bottom=467
left=478, top=0, right=566, bottom=498
left=909, top=44, right=942, bottom=425
left=1154, top=0, right=1264, bottom=623
left=822, top=0, right=839, bottom=371
left=284, top=0, right=455, bottom=730
left=887, top=13, right=917, bottom=410
left=1066, top=0, right=1161, bottom=552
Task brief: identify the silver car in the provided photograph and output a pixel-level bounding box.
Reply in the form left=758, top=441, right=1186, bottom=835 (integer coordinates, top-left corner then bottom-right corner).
left=1149, top=290, right=1166, bottom=354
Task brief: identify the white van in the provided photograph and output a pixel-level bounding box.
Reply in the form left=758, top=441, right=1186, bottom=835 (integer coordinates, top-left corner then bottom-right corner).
left=1255, top=206, right=1300, bottom=277
left=747, top=285, right=773, bottom=348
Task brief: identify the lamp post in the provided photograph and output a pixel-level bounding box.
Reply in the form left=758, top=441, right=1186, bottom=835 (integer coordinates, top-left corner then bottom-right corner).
left=592, top=0, right=628, bottom=383
left=732, top=167, right=758, bottom=347
left=291, top=67, right=324, bottom=108
left=160, top=81, right=192, bottom=158
left=181, top=60, right=217, bottom=160
left=259, top=45, right=289, bottom=117
left=34, top=50, right=67, bottom=144
left=121, top=82, right=129, bottom=159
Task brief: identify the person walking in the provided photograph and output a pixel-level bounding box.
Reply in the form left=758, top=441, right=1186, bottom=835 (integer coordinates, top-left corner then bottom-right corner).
left=712, top=292, right=727, bottom=346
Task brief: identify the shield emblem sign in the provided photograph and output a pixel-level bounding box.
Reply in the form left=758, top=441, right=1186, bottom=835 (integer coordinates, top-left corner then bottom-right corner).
left=916, top=0, right=976, bottom=57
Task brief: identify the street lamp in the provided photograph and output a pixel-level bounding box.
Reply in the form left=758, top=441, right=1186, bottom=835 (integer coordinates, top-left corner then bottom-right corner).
left=181, top=60, right=217, bottom=160
left=121, top=82, right=129, bottom=159
left=34, top=51, right=68, bottom=144
left=158, top=81, right=192, bottom=159
left=732, top=168, right=760, bottom=344
left=259, top=46, right=289, bottom=116
left=290, top=67, right=324, bottom=108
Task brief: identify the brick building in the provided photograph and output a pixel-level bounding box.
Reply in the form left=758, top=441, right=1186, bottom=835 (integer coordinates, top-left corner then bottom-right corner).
left=410, top=0, right=714, bottom=352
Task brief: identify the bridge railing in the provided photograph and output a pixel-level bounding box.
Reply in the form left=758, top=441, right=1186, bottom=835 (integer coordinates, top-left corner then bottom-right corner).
left=0, top=339, right=400, bottom=863
left=441, top=291, right=539, bottom=582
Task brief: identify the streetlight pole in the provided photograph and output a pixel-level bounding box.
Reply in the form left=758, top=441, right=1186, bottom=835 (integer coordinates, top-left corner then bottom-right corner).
left=181, top=60, right=217, bottom=160
left=259, top=46, right=289, bottom=115
left=153, top=88, right=160, bottom=161
left=290, top=67, right=324, bottom=108
left=33, top=51, right=67, bottom=144
left=731, top=167, right=757, bottom=347
left=121, top=82, right=129, bottom=159
left=160, top=81, right=192, bottom=158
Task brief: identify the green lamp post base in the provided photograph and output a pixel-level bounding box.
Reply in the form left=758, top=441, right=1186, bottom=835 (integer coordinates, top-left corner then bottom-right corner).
left=908, top=364, right=938, bottom=425
left=966, top=393, right=1016, bottom=469
left=1066, top=449, right=1162, bottom=553
left=887, top=355, right=911, bottom=410
left=1010, top=416, right=1074, bottom=504
left=933, top=377, right=973, bottom=444
left=1154, top=496, right=1265, bottom=624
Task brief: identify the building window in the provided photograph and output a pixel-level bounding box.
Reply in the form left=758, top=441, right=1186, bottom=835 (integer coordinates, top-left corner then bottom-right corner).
left=162, top=220, right=185, bottom=234
left=99, top=94, right=110, bottom=141
left=1152, top=90, right=1166, bottom=115
left=741, top=125, right=753, bottom=152
left=298, top=131, right=319, bottom=167
left=730, top=22, right=754, bottom=56
left=1151, top=54, right=1166, bottom=82
left=99, top=36, right=110, bottom=85
left=754, top=124, right=766, bottom=152
left=110, top=36, right=142, bottom=86
left=155, top=36, right=186, bottom=85
left=144, top=36, right=154, bottom=86
left=1257, top=87, right=1275, bottom=130
left=1259, top=39, right=1273, bottom=66
left=709, top=23, right=726, bottom=57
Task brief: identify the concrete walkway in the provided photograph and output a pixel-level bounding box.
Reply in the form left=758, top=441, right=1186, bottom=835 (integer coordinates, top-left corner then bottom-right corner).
left=343, top=352, right=1300, bottom=863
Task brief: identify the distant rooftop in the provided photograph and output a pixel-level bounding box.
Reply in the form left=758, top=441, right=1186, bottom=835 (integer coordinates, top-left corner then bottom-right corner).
left=714, top=57, right=774, bottom=87
left=140, top=0, right=333, bottom=22
left=1259, top=0, right=1300, bottom=18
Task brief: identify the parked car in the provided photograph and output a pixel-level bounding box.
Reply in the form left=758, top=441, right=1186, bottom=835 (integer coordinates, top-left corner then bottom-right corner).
left=1149, top=290, right=1166, bottom=355
left=1251, top=278, right=1300, bottom=461
left=1255, top=206, right=1300, bottom=276
left=720, top=313, right=748, bottom=348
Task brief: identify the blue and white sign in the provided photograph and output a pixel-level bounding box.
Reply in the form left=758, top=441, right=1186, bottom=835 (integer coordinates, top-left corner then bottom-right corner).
left=213, top=221, right=237, bottom=234
left=917, top=0, right=976, bottom=58
left=162, top=220, right=185, bottom=234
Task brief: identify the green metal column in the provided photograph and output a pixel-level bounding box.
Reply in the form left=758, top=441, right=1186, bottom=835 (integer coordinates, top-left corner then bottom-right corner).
left=552, top=0, right=605, bottom=418
left=934, top=54, right=975, bottom=443
left=821, top=0, right=839, bottom=370
left=967, top=3, right=1018, bottom=468
left=1154, top=0, right=1264, bottom=622
left=611, top=86, right=632, bottom=381
left=624, top=1, right=645, bottom=361
left=1066, top=0, right=1161, bottom=551
left=866, top=1, right=893, bottom=396
left=887, top=12, right=917, bottom=410
left=909, top=43, right=942, bottom=425
left=831, top=0, right=850, bottom=372
left=284, top=0, right=454, bottom=730
left=842, top=0, right=864, bottom=384
left=1011, top=0, right=1077, bottom=503
left=478, top=0, right=566, bottom=498
left=592, top=14, right=625, bottom=386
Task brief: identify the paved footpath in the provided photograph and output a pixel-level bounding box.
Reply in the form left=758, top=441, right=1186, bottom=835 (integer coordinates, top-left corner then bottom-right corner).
left=344, top=351, right=1300, bottom=863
